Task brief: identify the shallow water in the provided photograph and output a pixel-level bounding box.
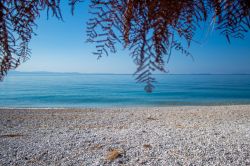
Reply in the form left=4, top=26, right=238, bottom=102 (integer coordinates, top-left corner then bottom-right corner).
left=1, top=73, right=250, bottom=108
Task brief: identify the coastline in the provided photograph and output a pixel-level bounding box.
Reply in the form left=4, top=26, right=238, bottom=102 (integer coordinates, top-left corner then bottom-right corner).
left=1, top=102, right=250, bottom=109
left=1, top=105, right=249, bottom=165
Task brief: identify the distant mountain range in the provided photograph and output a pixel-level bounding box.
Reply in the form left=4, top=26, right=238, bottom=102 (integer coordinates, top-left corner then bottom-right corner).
left=8, top=71, right=250, bottom=75
left=9, top=71, right=82, bottom=75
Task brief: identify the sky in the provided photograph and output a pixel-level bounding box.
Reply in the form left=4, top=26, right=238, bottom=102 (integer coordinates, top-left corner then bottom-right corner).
left=17, top=1, right=250, bottom=74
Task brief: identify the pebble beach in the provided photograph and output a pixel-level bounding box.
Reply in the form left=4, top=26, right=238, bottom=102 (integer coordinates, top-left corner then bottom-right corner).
left=0, top=105, right=250, bottom=165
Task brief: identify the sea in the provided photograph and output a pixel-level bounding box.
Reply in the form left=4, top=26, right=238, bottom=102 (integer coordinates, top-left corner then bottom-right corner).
left=0, top=73, right=250, bottom=108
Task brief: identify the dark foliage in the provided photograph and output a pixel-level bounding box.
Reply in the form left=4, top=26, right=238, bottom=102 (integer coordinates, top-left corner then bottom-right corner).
left=1, top=0, right=249, bottom=92
left=87, top=0, right=249, bottom=92
left=0, top=0, right=63, bottom=81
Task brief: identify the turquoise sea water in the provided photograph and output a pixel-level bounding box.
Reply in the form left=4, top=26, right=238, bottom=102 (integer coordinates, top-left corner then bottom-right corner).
left=0, top=73, right=250, bottom=108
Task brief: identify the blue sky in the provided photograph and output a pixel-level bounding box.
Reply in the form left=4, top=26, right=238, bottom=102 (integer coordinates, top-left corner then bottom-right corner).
left=17, top=1, right=250, bottom=74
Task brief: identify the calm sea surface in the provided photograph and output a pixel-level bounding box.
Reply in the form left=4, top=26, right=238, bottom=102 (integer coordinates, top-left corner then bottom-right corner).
left=0, top=73, right=250, bottom=108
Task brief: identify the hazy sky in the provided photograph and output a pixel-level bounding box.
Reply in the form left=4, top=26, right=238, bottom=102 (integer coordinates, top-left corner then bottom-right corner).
left=17, top=1, right=250, bottom=74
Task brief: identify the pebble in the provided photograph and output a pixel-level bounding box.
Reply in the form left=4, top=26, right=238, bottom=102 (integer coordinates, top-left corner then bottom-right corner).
left=0, top=105, right=249, bottom=165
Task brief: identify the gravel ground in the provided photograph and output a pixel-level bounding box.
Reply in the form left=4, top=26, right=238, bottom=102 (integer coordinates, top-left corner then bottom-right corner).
left=0, top=105, right=249, bottom=166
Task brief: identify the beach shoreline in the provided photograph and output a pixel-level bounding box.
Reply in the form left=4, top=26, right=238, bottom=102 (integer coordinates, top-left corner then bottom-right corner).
left=0, top=105, right=249, bottom=165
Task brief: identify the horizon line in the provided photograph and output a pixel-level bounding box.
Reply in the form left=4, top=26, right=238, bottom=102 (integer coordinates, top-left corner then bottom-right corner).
left=10, top=71, right=250, bottom=75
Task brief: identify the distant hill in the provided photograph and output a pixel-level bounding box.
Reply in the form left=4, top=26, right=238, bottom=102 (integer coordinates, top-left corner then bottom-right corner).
left=8, top=71, right=250, bottom=75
